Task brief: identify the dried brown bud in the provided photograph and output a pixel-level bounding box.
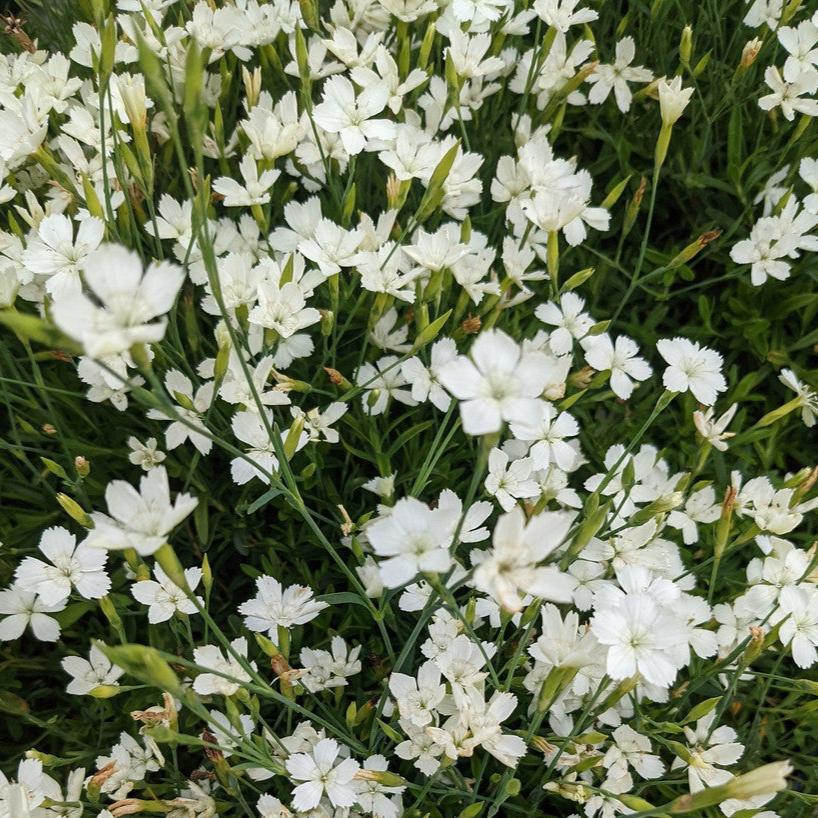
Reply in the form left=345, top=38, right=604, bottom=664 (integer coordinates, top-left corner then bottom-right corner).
left=271, top=654, right=293, bottom=678
left=2, top=13, right=36, bottom=53
left=461, top=314, right=481, bottom=335
left=201, top=730, right=224, bottom=763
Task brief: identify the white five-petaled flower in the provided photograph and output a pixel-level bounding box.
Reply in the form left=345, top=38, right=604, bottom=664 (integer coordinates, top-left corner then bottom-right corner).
left=0, top=584, right=65, bottom=642
left=285, top=738, right=360, bottom=812
left=84, top=466, right=198, bottom=557
left=239, top=575, right=328, bottom=635
left=591, top=592, right=687, bottom=687
left=131, top=565, right=203, bottom=623
left=313, top=75, right=396, bottom=155
left=778, top=368, right=818, bottom=427
left=22, top=213, right=104, bottom=296
left=213, top=154, right=280, bottom=207
left=437, top=329, right=553, bottom=436
left=62, top=644, right=124, bottom=695
left=535, top=293, right=594, bottom=355
left=587, top=37, right=653, bottom=113
left=15, top=526, right=109, bottom=605
left=657, top=337, right=727, bottom=406
left=484, top=448, right=540, bottom=512
left=473, top=506, right=577, bottom=613
left=52, top=243, right=185, bottom=357
left=693, top=403, right=738, bottom=451
left=367, top=496, right=459, bottom=587
left=193, top=637, right=254, bottom=697
left=582, top=333, right=652, bottom=400
left=758, top=66, right=818, bottom=121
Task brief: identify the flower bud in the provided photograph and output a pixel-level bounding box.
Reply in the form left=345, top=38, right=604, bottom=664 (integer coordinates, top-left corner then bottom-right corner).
left=679, top=25, right=693, bottom=67
left=97, top=642, right=181, bottom=694
left=354, top=769, right=407, bottom=788
left=324, top=367, right=352, bottom=390
left=668, top=230, right=721, bottom=268
left=56, top=493, right=94, bottom=528
left=739, top=38, right=762, bottom=70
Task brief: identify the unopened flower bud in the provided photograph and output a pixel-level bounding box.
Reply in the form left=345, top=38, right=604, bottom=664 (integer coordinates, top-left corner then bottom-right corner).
left=739, top=38, right=762, bottom=70
left=668, top=230, right=721, bottom=268
left=324, top=367, right=352, bottom=390
left=56, top=493, right=94, bottom=528
left=679, top=25, right=693, bottom=67
left=354, top=769, right=407, bottom=788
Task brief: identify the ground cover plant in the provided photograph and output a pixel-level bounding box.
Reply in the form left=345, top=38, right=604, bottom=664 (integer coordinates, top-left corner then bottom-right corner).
left=1, top=0, right=818, bottom=816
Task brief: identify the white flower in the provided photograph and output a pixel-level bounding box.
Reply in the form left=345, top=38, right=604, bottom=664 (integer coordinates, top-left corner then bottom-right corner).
left=484, top=448, right=540, bottom=512
left=520, top=172, right=610, bottom=246
left=291, top=402, right=348, bottom=443
left=248, top=281, right=321, bottom=338
left=147, top=370, right=215, bottom=456
left=591, top=593, right=687, bottom=687
left=22, top=214, right=104, bottom=296
left=132, top=565, right=203, bottom=624
left=299, top=635, right=362, bottom=692
left=213, top=154, right=279, bottom=206
left=657, top=337, right=727, bottom=405
left=473, top=506, right=577, bottom=612
left=657, top=75, right=694, bottom=125
left=15, top=526, right=109, bottom=605
left=603, top=725, right=665, bottom=790
left=671, top=712, right=744, bottom=792
left=367, top=495, right=461, bottom=587
left=446, top=31, right=505, bottom=79
left=313, top=76, right=396, bottom=155
left=778, top=368, right=818, bottom=427
left=776, top=585, right=818, bottom=668
left=62, top=644, right=124, bottom=695
left=370, top=307, right=411, bottom=353
left=193, top=638, right=254, bottom=696
left=509, top=401, right=580, bottom=471
left=286, top=738, right=360, bottom=812
left=389, top=661, right=446, bottom=727
left=0, top=584, right=65, bottom=642
left=84, top=466, right=198, bottom=557
left=402, top=338, right=458, bottom=412
left=52, top=244, right=185, bottom=357
left=583, top=333, right=652, bottom=399
left=533, top=0, right=598, bottom=31
left=693, top=403, right=738, bottom=452
left=437, top=329, right=553, bottom=436
left=759, top=66, right=818, bottom=120
left=354, top=755, right=405, bottom=818
left=239, top=575, right=328, bottom=635
left=730, top=216, right=794, bottom=285
left=356, top=355, right=417, bottom=416
left=127, top=436, right=166, bottom=470
left=535, top=293, right=594, bottom=354
left=587, top=38, right=653, bottom=113
left=363, top=473, right=396, bottom=498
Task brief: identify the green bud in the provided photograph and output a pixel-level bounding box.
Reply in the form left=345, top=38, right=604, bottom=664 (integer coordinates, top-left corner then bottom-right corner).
left=601, top=176, right=631, bottom=210
left=88, top=684, right=124, bottom=699
left=56, top=493, right=94, bottom=528
left=679, top=25, right=693, bottom=67
left=97, top=641, right=181, bottom=693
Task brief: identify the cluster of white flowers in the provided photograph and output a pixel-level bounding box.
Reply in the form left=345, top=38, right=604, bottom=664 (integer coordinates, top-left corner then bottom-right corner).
left=0, top=1, right=816, bottom=817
